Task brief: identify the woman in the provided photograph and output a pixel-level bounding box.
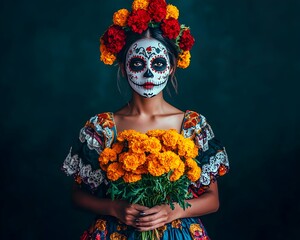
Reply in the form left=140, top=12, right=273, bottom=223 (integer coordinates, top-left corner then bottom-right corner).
left=62, top=1, right=229, bottom=239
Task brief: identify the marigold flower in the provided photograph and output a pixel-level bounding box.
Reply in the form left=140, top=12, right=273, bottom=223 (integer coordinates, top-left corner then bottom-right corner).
left=132, top=0, right=149, bottom=11
left=129, top=139, right=145, bottom=154
left=162, top=129, right=179, bottom=148
left=101, top=25, right=126, bottom=54
left=147, top=154, right=166, bottom=176
left=112, top=142, right=124, bottom=154
left=127, top=9, right=151, bottom=34
left=134, top=164, right=148, bottom=175
left=177, top=51, right=191, bottom=69
left=98, top=148, right=117, bottom=165
left=143, top=137, right=162, bottom=153
left=123, top=172, right=142, bottom=183
left=170, top=160, right=185, bottom=181
left=146, top=129, right=165, bottom=139
left=177, top=138, right=197, bottom=158
left=161, top=18, right=181, bottom=39
left=166, top=4, right=179, bottom=19
left=185, top=158, right=201, bottom=182
left=148, top=0, right=167, bottom=22
left=179, top=29, right=195, bottom=51
left=107, top=162, right=125, bottom=181
left=113, top=9, right=130, bottom=27
left=119, top=152, right=146, bottom=171
left=100, top=44, right=116, bottom=65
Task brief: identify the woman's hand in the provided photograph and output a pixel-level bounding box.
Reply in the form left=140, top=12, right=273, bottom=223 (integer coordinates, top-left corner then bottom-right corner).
left=112, top=200, right=149, bottom=227
left=134, top=204, right=179, bottom=231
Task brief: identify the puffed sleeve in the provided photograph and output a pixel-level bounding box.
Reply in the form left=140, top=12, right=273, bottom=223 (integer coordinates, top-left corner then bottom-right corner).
left=61, top=112, right=116, bottom=192
left=183, top=111, right=229, bottom=197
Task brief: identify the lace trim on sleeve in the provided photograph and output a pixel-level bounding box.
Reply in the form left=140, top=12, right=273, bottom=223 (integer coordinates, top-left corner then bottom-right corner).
left=200, top=150, right=229, bottom=186
left=62, top=148, right=107, bottom=189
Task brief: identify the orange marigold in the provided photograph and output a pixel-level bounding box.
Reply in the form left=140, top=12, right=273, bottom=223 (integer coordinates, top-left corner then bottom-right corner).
left=162, top=129, right=179, bottom=148
left=170, top=160, right=185, bottom=181
left=119, top=152, right=145, bottom=171
left=166, top=4, right=179, bottom=19
left=98, top=148, right=117, bottom=165
left=177, top=51, right=191, bottom=69
left=146, top=129, right=165, bottom=139
left=185, top=158, right=201, bottom=182
left=132, top=0, right=149, bottom=11
left=129, top=139, right=145, bottom=154
left=112, top=142, right=124, bottom=154
left=113, top=9, right=130, bottom=27
left=107, top=162, right=125, bottom=181
left=147, top=154, right=166, bottom=176
left=100, top=41, right=117, bottom=65
left=123, top=172, right=142, bottom=183
left=143, top=137, right=162, bottom=153
left=177, top=138, right=197, bottom=158
left=158, top=151, right=181, bottom=172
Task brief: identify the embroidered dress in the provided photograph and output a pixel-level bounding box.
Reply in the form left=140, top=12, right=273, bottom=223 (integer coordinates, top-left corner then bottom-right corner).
left=62, top=110, right=229, bottom=240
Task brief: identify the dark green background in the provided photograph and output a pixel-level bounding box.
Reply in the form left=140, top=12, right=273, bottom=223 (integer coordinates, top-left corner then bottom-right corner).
left=1, top=0, right=299, bottom=239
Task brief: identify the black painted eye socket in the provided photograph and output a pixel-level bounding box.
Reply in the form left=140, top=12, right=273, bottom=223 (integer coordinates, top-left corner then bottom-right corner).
left=129, top=57, right=146, bottom=72
left=151, top=57, right=167, bottom=72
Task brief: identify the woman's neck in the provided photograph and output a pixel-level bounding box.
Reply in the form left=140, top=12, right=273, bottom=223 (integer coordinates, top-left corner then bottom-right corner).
left=127, top=92, right=168, bottom=116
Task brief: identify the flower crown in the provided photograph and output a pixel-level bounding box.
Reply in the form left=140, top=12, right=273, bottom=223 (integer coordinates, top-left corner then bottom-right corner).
left=100, top=0, right=195, bottom=69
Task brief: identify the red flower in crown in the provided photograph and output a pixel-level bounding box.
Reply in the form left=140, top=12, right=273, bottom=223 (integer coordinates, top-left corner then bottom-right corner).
left=102, top=25, right=126, bottom=54
left=160, top=18, right=181, bottom=39
left=148, top=0, right=167, bottom=22
left=146, top=46, right=152, bottom=52
left=127, top=9, right=151, bottom=34
left=179, top=29, right=195, bottom=51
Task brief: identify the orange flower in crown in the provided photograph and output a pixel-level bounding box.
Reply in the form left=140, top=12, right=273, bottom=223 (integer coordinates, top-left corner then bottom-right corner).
left=99, top=0, right=195, bottom=68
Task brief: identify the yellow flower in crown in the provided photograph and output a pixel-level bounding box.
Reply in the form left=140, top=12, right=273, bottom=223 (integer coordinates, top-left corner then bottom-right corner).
left=107, top=162, right=125, bottom=181
left=177, top=51, right=191, bottom=69
left=132, top=0, right=150, bottom=11
left=123, top=172, right=142, bottom=183
left=166, top=4, right=179, bottom=19
left=99, top=43, right=117, bottom=65
left=170, top=160, right=185, bottom=181
left=113, top=9, right=130, bottom=27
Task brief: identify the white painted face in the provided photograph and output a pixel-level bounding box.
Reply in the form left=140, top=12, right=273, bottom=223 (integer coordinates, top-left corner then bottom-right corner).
left=125, top=38, right=171, bottom=98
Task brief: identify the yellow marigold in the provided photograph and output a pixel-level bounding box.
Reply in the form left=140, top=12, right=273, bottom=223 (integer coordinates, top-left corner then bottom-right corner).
left=132, top=0, right=149, bottom=11
left=135, top=164, right=148, bottom=175
left=110, top=232, right=127, bottom=240
left=177, top=138, right=197, bottom=158
left=166, top=4, right=179, bottom=19
left=118, top=129, right=148, bottom=142
left=123, top=172, right=142, bottom=183
left=158, top=151, right=181, bottom=172
left=112, top=142, right=124, bottom=154
left=147, top=154, right=166, bottom=176
left=98, top=148, right=117, bottom=165
left=146, top=129, right=165, bottom=141
left=113, top=9, right=130, bottom=27
left=100, top=43, right=116, bottom=65
left=119, top=152, right=145, bottom=171
left=143, top=137, right=162, bottom=153
left=177, top=51, right=191, bottom=69
left=185, top=158, right=201, bottom=182
left=129, top=139, right=145, bottom=154
left=107, top=162, right=125, bottom=181
left=170, top=160, right=185, bottom=181
left=162, top=129, right=179, bottom=148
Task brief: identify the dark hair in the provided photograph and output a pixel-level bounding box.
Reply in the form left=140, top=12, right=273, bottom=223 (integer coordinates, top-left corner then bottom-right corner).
left=117, top=27, right=179, bottom=93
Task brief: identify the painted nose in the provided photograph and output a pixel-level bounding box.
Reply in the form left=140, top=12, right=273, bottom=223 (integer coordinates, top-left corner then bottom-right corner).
left=143, top=69, right=154, bottom=78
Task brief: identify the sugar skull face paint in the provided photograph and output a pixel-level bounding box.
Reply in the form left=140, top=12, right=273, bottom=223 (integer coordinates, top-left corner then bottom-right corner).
left=125, top=38, right=171, bottom=98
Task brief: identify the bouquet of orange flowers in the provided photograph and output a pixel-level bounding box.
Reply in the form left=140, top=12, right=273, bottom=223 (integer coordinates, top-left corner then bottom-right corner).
left=98, top=129, right=201, bottom=239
